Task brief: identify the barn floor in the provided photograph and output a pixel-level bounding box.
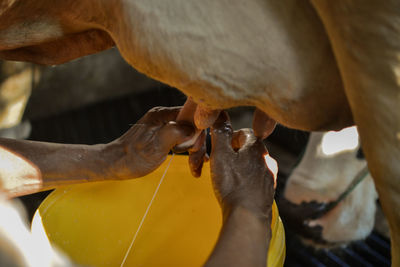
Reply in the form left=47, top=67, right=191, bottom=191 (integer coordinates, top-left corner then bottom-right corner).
left=19, top=82, right=391, bottom=266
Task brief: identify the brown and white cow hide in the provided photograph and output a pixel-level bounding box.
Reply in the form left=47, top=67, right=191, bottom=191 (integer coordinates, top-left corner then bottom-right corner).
left=284, top=127, right=378, bottom=246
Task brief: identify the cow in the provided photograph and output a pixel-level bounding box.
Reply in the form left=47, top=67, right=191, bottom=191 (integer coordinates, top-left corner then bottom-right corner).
left=281, top=127, right=379, bottom=246
left=0, top=0, right=399, bottom=264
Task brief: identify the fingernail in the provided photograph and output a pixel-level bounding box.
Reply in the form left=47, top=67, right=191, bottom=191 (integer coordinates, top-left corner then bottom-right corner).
left=212, top=111, right=231, bottom=129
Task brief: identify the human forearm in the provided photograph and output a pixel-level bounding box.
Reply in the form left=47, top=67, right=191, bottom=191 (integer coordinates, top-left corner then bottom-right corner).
left=0, top=107, right=196, bottom=198
left=0, top=138, right=113, bottom=197
left=205, top=206, right=272, bottom=267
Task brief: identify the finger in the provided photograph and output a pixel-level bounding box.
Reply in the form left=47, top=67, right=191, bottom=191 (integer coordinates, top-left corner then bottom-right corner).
left=158, top=121, right=195, bottom=151
left=194, top=105, right=221, bottom=130
left=231, top=129, right=253, bottom=152
left=238, top=134, right=276, bottom=187
left=173, top=127, right=205, bottom=155
left=173, top=97, right=201, bottom=152
left=189, top=148, right=207, bottom=178
left=189, top=130, right=206, bottom=153
left=188, top=131, right=207, bottom=177
left=210, top=111, right=234, bottom=154
left=172, top=129, right=202, bottom=153
left=189, top=156, right=205, bottom=177
left=158, top=106, right=183, bottom=122
left=236, top=128, right=269, bottom=157
left=140, top=106, right=182, bottom=124
left=243, top=136, right=268, bottom=156
left=204, top=153, right=210, bottom=162
left=252, top=108, right=276, bottom=139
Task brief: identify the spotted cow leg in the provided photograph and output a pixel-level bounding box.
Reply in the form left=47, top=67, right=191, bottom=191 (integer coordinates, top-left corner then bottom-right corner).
left=282, top=129, right=377, bottom=246
left=311, top=1, right=400, bottom=265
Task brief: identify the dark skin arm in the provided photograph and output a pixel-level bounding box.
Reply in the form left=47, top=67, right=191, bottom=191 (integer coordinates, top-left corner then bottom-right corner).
left=0, top=106, right=194, bottom=198
left=205, top=112, right=277, bottom=267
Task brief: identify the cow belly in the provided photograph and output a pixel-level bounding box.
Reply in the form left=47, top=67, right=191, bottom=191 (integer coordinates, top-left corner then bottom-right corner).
left=114, top=0, right=352, bottom=131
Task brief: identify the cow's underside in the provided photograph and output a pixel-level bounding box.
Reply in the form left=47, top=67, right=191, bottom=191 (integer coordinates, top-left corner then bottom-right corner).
left=0, top=0, right=353, bottom=132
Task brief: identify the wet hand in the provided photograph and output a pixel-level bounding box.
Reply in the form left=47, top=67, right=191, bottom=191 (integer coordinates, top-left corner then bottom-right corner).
left=210, top=112, right=277, bottom=217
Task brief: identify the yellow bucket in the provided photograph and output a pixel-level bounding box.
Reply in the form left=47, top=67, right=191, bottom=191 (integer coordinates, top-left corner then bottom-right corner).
left=32, top=155, right=285, bottom=266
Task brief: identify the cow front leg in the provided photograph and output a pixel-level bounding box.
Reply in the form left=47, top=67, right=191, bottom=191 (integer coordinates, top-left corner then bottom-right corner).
left=312, top=0, right=400, bottom=265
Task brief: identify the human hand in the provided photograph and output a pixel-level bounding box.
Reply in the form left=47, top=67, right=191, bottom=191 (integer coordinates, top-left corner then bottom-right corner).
left=106, top=106, right=195, bottom=179
left=173, top=98, right=220, bottom=177
left=210, top=111, right=277, bottom=217
left=175, top=97, right=276, bottom=178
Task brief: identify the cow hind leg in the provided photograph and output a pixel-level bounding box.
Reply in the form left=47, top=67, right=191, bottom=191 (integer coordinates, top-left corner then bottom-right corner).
left=282, top=129, right=378, bottom=246
left=311, top=1, right=400, bottom=265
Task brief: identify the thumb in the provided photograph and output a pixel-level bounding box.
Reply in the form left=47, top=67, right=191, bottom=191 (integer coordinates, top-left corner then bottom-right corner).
left=210, top=111, right=234, bottom=155
left=158, top=121, right=195, bottom=151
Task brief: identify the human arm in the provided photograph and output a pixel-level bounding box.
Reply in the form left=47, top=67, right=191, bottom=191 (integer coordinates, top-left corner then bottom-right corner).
left=204, top=112, right=277, bottom=267
left=205, top=206, right=271, bottom=267
left=0, top=106, right=194, bottom=198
